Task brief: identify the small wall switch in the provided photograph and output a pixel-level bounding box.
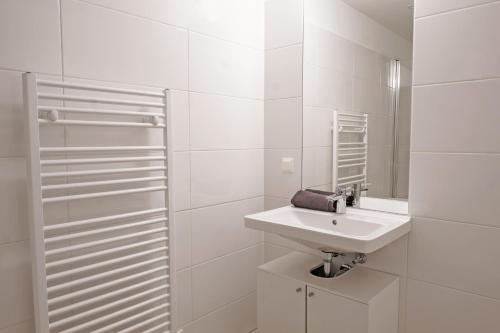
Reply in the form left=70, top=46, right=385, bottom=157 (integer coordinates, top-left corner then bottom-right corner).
left=281, top=157, right=295, bottom=173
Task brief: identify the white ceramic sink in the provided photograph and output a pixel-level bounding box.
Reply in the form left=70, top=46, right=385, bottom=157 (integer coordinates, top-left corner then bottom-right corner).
left=245, top=206, right=411, bottom=253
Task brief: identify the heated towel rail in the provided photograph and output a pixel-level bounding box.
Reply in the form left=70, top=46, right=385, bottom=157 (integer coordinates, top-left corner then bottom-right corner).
left=332, top=111, right=368, bottom=190
left=23, top=73, right=175, bottom=333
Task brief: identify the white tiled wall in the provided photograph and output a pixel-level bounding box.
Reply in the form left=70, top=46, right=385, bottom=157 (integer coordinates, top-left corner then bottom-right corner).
left=0, top=1, right=265, bottom=332
left=263, top=0, right=304, bottom=207
left=263, top=0, right=306, bottom=260
left=406, top=1, right=500, bottom=332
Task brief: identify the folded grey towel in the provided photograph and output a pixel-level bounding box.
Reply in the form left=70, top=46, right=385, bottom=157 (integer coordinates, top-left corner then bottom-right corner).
left=291, top=190, right=337, bottom=212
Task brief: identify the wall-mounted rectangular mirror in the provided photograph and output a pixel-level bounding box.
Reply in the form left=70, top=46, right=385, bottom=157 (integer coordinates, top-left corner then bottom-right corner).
left=302, top=0, right=414, bottom=214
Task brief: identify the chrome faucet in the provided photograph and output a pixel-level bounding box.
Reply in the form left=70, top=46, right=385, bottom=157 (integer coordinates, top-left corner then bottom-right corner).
left=330, top=186, right=347, bottom=214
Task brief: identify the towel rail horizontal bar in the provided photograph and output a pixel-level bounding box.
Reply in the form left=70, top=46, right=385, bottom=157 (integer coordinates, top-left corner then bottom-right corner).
left=42, top=186, right=167, bottom=203
left=37, top=79, right=165, bottom=98
left=41, top=156, right=165, bottom=166
left=47, top=256, right=168, bottom=294
left=338, top=142, right=366, bottom=146
left=46, top=237, right=167, bottom=269
left=337, top=162, right=366, bottom=169
left=339, top=124, right=367, bottom=129
left=39, top=119, right=165, bottom=128
left=42, top=166, right=166, bottom=178
left=340, top=129, right=365, bottom=134
left=49, top=286, right=168, bottom=330
left=119, top=312, right=169, bottom=333
left=45, top=228, right=167, bottom=257
left=37, top=93, right=165, bottom=108
left=338, top=118, right=366, bottom=123
left=45, top=217, right=167, bottom=243
left=140, top=322, right=170, bottom=333
left=337, top=112, right=367, bottom=118
left=338, top=153, right=367, bottom=158
left=47, top=247, right=168, bottom=282
left=38, top=105, right=166, bottom=118
left=49, top=275, right=168, bottom=318
left=48, top=266, right=168, bottom=306
left=337, top=147, right=366, bottom=152
left=338, top=179, right=365, bottom=187
left=40, top=146, right=166, bottom=153
left=338, top=158, right=366, bottom=163
left=91, top=303, right=170, bottom=333
left=42, top=176, right=166, bottom=191
left=44, top=208, right=166, bottom=232
left=59, top=295, right=168, bottom=333
left=338, top=174, right=366, bottom=181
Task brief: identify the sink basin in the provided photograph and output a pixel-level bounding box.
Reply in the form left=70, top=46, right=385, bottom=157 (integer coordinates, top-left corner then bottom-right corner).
left=245, top=206, right=411, bottom=253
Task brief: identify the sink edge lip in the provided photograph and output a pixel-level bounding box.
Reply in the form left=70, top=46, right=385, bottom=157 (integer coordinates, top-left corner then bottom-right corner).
left=244, top=214, right=412, bottom=253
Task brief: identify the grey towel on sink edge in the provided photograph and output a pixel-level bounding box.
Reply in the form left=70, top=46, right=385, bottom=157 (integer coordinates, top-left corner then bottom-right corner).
left=291, top=190, right=336, bottom=212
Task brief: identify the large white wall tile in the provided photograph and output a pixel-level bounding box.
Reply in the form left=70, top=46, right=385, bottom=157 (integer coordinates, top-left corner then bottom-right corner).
left=264, top=196, right=289, bottom=210
left=303, top=63, right=352, bottom=110
left=265, top=0, right=303, bottom=49
left=408, top=218, right=500, bottom=299
left=62, top=0, right=188, bottom=89
left=175, top=210, right=192, bottom=271
left=264, top=98, right=302, bottom=149
left=264, top=242, right=293, bottom=262
left=191, top=197, right=263, bottom=265
left=415, top=0, right=497, bottom=18
left=0, top=158, right=28, bottom=245
left=171, top=90, right=190, bottom=152
left=177, top=268, right=193, bottom=328
left=190, top=150, right=264, bottom=208
left=412, top=79, right=500, bottom=153
left=364, top=235, right=408, bottom=277
left=302, top=106, right=333, bottom=148
left=413, top=2, right=500, bottom=85
left=174, top=152, right=191, bottom=211
left=0, top=71, right=25, bottom=158
left=0, top=321, right=34, bottom=333
left=264, top=149, right=302, bottom=198
left=182, top=293, right=257, bottom=333
left=0, top=241, right=33, bottom=329
left=302, top=147, right=332, bottom=189
left=0, top=0, right=61, bottom=74
left=409, top=153, right=500, bottom=227
left=190, top=93, right=264, bottom=150
left=265, top=44, right=303, bottom=99
left=81, top=0, right=190, bottom=27
left=189, top=32, right=263, bottom=99
left=406, top=279, right=500, bottom=333
left=191, top=245, right=262, bottom=318
left=189, top=0, right=264, bottom=49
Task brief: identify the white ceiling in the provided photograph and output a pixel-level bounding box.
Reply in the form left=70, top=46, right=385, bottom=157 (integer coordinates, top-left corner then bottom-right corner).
left=342, top=0, right=414, bottom=41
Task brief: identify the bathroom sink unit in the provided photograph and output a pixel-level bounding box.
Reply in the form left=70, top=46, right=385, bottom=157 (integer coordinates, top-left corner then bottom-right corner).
left=245, top=206, right=411, bottom=253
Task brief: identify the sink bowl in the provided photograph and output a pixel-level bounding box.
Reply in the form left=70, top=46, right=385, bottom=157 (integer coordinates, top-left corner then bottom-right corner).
left=244, top=206, right=411, bottom=253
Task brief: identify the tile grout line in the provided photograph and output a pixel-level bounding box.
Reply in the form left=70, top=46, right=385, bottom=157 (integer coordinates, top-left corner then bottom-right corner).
left=408, top=276, right=500, bottom=303
left=78, top=0, right=265, bottom=52
left=414, top=0, right=500, bottom=20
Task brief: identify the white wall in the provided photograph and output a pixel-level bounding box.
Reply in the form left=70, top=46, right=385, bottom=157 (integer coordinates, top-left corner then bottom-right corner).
left=0, top=1, right=265, bottom=332
left=406, top=1, right=500, bottom=332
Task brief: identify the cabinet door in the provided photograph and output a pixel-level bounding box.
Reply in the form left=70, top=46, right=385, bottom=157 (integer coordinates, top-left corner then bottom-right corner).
left=307, top=287, right=368, bottom=333
left=258, top=270, right=306, bottom=333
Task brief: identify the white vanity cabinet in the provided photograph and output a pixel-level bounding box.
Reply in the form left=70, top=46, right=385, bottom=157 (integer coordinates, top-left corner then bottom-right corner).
left=258, top=252, right=400, bottom=333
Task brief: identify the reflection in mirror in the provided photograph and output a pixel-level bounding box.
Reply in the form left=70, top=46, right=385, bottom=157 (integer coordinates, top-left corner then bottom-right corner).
left=302, top=0, right=413, bottom=212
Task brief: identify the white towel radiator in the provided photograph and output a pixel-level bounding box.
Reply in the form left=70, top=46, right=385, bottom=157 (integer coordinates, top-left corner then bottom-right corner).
left=23, top=73, right=175, bottom=333
left=332, top=111, right=368, bottom=190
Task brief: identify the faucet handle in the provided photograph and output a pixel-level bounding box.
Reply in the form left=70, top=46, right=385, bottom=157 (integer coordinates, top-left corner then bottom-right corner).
left=335, top=186, right=346, bottom=197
